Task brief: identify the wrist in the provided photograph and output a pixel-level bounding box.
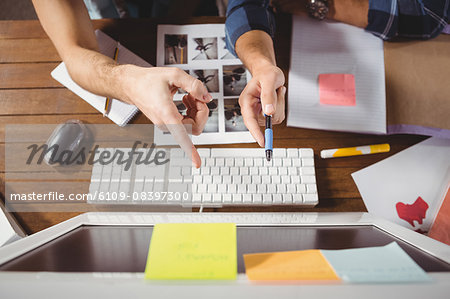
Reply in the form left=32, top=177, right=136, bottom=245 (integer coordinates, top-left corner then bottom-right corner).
left=110, top=64, right=140, bottom=104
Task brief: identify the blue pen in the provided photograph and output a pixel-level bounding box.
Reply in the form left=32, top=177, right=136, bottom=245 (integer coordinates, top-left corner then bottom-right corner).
left=265, top=114, right=273, bottom=161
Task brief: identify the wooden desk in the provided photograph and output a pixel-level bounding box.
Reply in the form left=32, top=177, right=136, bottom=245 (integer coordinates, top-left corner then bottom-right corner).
left=0, top=17, right=426, bottom=234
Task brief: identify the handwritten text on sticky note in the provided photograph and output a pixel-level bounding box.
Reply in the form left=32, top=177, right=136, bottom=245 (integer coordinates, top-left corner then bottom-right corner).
left=145, top=223, right=237, bottom=280
left=319, top=73, right=356, bottom=106
left=244, top=249, right=340, bottom=280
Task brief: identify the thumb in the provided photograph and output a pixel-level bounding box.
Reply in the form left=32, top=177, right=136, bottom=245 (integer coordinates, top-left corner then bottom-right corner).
left=260, top=81, right=278, bottom=116
left=171, top=68, right=212, bottom=102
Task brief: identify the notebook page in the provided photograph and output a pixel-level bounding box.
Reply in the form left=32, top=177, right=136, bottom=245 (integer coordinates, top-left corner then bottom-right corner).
left=287, top=16, right=386, bottom=134
left=51, top=30, right=151, bottom=126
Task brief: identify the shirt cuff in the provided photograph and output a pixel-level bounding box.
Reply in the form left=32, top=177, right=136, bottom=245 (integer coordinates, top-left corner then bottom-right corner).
left=225, top=3, right=275, bottom=57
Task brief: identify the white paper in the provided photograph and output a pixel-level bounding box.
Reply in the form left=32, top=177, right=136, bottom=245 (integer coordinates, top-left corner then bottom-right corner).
left=51, top=30, right=150, bottom=127
left=287, top=16, right=386, bottom=134
left=0, top=206, right=20, bottom=247
left=352, top=137, right=450, bottom=232
left=155, top=24, right=254, bottom=145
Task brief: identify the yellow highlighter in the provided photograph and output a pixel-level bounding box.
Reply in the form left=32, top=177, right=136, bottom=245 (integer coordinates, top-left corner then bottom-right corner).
left=320, top=143, right=390, bottom=159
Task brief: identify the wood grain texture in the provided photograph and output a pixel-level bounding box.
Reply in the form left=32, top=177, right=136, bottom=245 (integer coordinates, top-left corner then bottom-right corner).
left=0, top=89, right=97, bottom=115
left=0, top=63, right=61, bottom=88
left=0, top=39, right=60, bottom=63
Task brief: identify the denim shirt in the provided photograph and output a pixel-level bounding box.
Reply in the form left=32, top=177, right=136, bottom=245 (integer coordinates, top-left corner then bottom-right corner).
left=225, top=0, right=450, bottom=58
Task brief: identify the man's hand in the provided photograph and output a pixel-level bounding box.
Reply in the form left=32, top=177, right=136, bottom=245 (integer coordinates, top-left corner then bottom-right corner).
left=121, top=66, right=211, bottom=168
left=235, top=30, right=286, bottom=147
left=239, top=63, right=286, bottom=147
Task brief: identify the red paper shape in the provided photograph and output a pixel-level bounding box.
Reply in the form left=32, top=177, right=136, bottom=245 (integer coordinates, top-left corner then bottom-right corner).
left=318, top=74, right=356, bottom=106
left=396, top=197, right=429, bottom=227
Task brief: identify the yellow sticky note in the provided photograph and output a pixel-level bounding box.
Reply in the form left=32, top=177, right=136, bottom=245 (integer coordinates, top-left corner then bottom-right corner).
left=145, top=223, right=237, bottom=280
left=244, top=250, right=340, bottom=280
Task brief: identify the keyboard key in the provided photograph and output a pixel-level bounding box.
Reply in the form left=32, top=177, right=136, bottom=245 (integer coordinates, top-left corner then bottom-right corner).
left=221, top=167, right=230, bottom=175
left=282, top=194, right=293, bottom=204
left=202, top=194, right=212, bottom=203
left=242, top=175, right=252, bottom=184
left=223, top=175, right=232, bottom=184
left=213, top=175, right=222, bottom=184
left=262, top=175, right=271, bottom=184
left=232, top=176, right=241, bottom=184
left=281, top=175, right=291, bottom=184
left=272, top=176, right=281, bottom=184
left=252, top=176, right=261, bottom=184
left=303, top=193, right=318, bottom=204
left=300, top=167, right=315, bottom=175
left=296, top=184, right=306, bottom=194
left=263, top=194, right=272, bottom=204
left=240, top=167, right=249, bottom=176
left=232, top=194, right=242, bottom=203
left=223, top=194, right=232, bottom=203
left=293, top=194, right=303, bottom=203
left=216, top=157, right=225, bottom=167
left=212, top=194, right=222, bottom=203
left=307, top=184, right=317, bottom=194
left=267, top=184, right=277, bottom=193
left=259, top=167, right=268, bottom=175
left=273, top=148, right=287, bottom=157
left=257, top=184, right=266, bottom=194
left=287, top=148, right=299, bottom=158
left=243, top=194, right=252, bottom=203
left=235, top=158, right=244, bottom=167
left=273, top=194, right=282, bottom=204
left=207, top=184, right=217, bottom=193
left=253, top=194, right=262, bottom=203
left=273, top=158, right=283, bottom=167
left=238, top=184, right=247, bottom=194
left=269, top=167, right=278, bottom=175
left=247, top=184, right=257, bottom=194
left=244, top=158, right=254, bottom=167
left=211, top=166, right=220, bottom=175
left=302, top=158, right=314, bottom=167
left=277, top=184, right=287, bottom=193
left=228, top=184, right=237, bottom=193
left=301, top=175, right=316, bottom=184
left=300, top=148, right=314, bottom=158
left=250, top=167, right=258, bottom=175
left=214, top=184, right=225, bottom=193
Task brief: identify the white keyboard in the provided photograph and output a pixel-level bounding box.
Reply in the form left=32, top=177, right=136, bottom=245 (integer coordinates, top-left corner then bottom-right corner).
left=88, top=148, right=318, bottom=207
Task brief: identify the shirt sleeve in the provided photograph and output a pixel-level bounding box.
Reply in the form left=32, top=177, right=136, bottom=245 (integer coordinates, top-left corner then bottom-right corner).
left=365, top=0, right=450, bottom=40
left=225, top=0, right=275, bottom=57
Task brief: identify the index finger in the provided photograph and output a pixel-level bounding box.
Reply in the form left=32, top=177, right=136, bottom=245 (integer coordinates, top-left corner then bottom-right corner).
left=162, top=104, right=202, bottom=168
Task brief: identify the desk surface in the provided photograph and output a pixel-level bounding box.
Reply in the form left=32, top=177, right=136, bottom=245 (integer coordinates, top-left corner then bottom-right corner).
left=0, top=17, right=426, bottom=234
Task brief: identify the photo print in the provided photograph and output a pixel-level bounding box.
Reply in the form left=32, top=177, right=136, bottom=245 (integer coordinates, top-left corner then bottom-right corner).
left=191, top=69, right=219, bottom=93
left=164, top=34, right=187, bottom=64
left=223, top=65, right=247, bottom=96
left=220, top=37, right=235, bottom=60
left=192, top=38, right=218, bottom=60
left=224, top=98, right=247, bottom=132
left=170, top=99, right=219, bottom=133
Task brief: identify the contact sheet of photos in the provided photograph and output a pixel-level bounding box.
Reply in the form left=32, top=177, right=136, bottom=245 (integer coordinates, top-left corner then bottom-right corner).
left=155, top=24, right=254, bottom=145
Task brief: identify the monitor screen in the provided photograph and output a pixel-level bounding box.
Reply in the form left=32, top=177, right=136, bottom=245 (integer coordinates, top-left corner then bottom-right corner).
left=1, top=225, right=449, bottom=273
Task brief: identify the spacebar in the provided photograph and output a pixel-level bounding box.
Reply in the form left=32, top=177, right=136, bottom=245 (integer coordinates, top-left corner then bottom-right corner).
left=211, top=148, right=263, bottom=157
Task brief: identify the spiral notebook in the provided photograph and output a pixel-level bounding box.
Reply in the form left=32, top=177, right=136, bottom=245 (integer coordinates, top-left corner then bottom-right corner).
left=51, top=30, right=151, bottom=126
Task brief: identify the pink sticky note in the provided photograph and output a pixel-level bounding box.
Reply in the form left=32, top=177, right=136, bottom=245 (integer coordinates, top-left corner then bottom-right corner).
left=319, top=74, right=356, bottom=106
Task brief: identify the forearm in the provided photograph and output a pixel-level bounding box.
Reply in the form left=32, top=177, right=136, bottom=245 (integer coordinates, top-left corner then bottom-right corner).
left=32, top=0, right=134, bottom=102
left=62, top=47, right=135, bottom=103
left=328, top=0, right=369, bottom=28
left=235, top=30, right=276, bottom=75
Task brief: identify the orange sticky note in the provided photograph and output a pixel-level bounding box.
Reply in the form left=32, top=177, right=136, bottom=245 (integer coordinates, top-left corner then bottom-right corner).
left=243, top=250, right=340, bottom=281
left=429, top=186, right=450, bottom=246
left=319, top=73, right=356, bottom=106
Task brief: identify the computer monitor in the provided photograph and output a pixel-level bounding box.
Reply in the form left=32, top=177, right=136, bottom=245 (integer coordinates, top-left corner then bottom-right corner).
left=0, top=212, right=449, bottom=298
